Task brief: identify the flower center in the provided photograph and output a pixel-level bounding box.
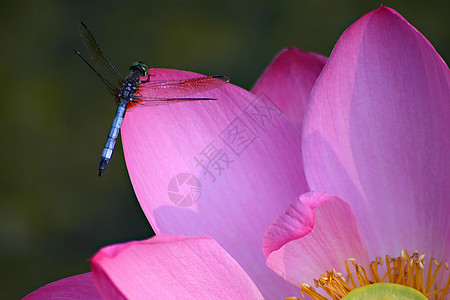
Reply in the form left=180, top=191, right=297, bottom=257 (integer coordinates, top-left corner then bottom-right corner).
left=287, top=249, right=449, bottom=300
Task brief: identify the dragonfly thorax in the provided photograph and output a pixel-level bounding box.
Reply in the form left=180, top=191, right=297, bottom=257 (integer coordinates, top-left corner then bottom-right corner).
left=118, top=71, right=142, bottom=102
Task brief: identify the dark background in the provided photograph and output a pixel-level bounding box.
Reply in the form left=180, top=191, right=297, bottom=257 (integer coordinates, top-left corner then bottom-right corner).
left=0, top=1, right=447, bottom=298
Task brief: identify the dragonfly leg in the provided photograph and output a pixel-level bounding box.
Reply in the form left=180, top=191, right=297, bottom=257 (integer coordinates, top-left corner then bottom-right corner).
left=141, top=73, right=155, bottom=84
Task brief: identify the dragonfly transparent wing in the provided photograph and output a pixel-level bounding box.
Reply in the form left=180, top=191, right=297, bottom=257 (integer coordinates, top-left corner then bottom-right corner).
left=74, top=50, right=121, bottom=97
left=133, top=75, right=230, bottom=106
left=128, top=97, right=220, bottom=108
left=77, top=22, right=124, bottom=94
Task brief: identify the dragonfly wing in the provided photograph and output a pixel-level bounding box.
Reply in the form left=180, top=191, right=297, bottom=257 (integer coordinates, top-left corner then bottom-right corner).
left=136, top=75, right=229, bottom=101
left=77, top=22, right=124, bottom=91
left=74, top=50, right=121, bottom=97
left=129, top=97, right=217, bottom=108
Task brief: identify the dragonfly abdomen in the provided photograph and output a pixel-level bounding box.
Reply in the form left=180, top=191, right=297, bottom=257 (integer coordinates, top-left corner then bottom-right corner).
left=98, top=100, right=128, bottom=176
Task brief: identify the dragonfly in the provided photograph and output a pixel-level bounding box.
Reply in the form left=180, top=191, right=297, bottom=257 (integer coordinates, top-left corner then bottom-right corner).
left=74, top=22, right=229, bottom=177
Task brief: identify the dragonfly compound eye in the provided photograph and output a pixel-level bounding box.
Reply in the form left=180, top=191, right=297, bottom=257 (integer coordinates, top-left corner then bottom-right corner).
left=129, top=61, right=148, bottom=77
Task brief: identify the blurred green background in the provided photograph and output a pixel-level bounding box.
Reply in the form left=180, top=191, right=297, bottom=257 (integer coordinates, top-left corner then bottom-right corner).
left=0, top=0, right=447, bottom=298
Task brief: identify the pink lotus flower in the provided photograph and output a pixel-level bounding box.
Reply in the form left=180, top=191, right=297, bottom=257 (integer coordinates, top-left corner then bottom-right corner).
left=24, top=6, right=448, bottom=299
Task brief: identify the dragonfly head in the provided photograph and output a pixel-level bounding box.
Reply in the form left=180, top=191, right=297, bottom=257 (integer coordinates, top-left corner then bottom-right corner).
left=129, top=61, right=148, bottom=77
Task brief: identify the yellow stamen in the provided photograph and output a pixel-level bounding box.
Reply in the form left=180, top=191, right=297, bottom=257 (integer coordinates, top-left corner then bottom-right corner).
left=287, top=249, right=449, bottom=300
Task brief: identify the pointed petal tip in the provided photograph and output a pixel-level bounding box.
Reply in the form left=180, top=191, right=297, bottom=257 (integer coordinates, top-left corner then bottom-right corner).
left=251, top=47, right=326, bottom=130
left=357, top=5, right=446, bottom=64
